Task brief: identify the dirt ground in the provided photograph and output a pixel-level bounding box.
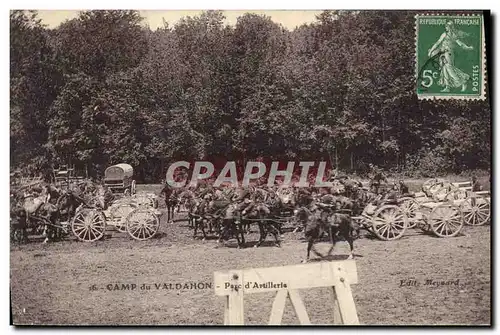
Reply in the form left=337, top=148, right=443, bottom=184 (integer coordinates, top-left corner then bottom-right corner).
left=10, top=182, right=491, bottom=326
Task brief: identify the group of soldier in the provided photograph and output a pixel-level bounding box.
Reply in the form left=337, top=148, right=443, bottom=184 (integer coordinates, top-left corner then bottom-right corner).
left=159, top=164, right=412, bottom=238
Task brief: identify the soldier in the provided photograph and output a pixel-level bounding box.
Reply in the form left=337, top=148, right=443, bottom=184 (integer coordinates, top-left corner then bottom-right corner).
left=469, top=175, right=483, bottom=208
left=472, top=175, right=482, bottom=192
left=369, top=164, right=387, bottom=194
left=382, top=184, right=399, bottom=203
left=317, top=193, right=336, bottom=224
left=297, top=187, right=314, bottom=207
left=341, top=177, right=358, bottom=198
left=398, top=179, right=411, bottom=196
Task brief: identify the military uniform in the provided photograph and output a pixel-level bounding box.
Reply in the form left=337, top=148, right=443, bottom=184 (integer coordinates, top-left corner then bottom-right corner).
left=369, top=166, right=387, bottom=194
left=472, top=178, right=482, bottom=192
left=318, top=194, right=336, bottom=223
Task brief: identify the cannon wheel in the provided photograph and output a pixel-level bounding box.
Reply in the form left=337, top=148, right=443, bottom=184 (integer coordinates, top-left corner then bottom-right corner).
left=71, top=209, right=106, bottom=242
left=428, top=203, right=463, bottom=237
left=126, top=208, right=160, bottom=240
left=460, top=194, right=490, bottom=226
left=110, top=203, right=137, bottom=232
left=371, top=205, right=408, bottom=241
left=399, top=197, right=420, bottom=229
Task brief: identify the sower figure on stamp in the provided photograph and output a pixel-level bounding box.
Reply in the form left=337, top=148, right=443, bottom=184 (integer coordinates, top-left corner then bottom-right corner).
left=428, top=20, right=474, bottom=92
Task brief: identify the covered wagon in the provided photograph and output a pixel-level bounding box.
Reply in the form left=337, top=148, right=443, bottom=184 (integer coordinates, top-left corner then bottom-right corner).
left=70, top=163, right=162, bottom=242
left=104, top=163, right=136, bottom=195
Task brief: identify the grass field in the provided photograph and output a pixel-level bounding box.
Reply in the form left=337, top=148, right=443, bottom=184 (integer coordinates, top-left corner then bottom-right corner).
left=10, top=190, right=491, bottom=325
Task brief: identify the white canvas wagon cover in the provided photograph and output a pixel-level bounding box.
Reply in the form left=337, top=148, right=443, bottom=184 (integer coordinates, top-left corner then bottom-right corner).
left=104, top=163, right=133, bottom=181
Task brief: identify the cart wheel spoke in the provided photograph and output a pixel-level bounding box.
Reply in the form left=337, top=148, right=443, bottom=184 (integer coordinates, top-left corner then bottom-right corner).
left=438, top=222, right=447, bottom=235
left=372, top=218, right=387, bottom=227
left=131, top=225, right=141, bottom=236
left=380, top=225, right=388, bottom=239
left=90, top=226, right=101, bottom=237
left=434, top=220, right=445, bottom=234
left=83, top=227, right=90, bottom=240
left=448, top=216, right=462, bottom=225
left=463, top=211, right=474, bottom=221
left=74, top=217, right=86, bottom=225
left=430, top=203, right=462, bottom=237
left=89, top=228, right=96, bottom=241
left=71, top=210, right=106, bottom=242
left=389, top=225, right=397, bottom=239
left=124, top=208, right=159, bottom=240
left=371, top=205, right=407, bottom=241
left=477, top=202, right=488, bottom=210
left=392, top=222, right=405, bottom=230
left=461, top=195, right=490, bottom=226
left=447, top=221, right=458, bottom=233
left=375, top=223, right=387, bottom=234
left=145, top=226, right=155, bottom=236
left=75, top=227, right=86, bottom=239
left=73, top=225, right=86, bottom=234
left=475, top=210, right=487, bottom=222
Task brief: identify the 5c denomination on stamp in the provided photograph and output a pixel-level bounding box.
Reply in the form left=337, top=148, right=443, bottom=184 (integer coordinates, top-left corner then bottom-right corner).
left=416, top=14, right=486, bottom=100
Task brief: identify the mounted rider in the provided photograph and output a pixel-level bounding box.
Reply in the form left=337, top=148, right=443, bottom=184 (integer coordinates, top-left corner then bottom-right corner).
left=368, top=164, right=387, bottom=194
left=239, top=185, right=269, bottom=217
left=314, top=193, right=337, bottom=225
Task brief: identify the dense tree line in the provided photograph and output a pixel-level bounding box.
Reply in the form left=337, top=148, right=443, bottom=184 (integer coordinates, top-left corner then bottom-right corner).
left=10, top=10, right=491, bottom=182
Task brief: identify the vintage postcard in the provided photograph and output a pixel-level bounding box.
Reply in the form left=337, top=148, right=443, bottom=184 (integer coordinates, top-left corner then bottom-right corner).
left=9, top=10, right=491, bottom=326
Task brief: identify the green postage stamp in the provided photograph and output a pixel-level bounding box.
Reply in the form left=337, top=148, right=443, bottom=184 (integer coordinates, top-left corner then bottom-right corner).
left=416, top=14, right=486, bottom=100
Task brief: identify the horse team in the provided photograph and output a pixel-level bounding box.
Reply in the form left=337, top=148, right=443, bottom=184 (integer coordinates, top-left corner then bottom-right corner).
left=11, top=173, right=407, bottom=261
left=160, top=177, right=406, bottom=261
left=10, top=179, right=112, bottom=243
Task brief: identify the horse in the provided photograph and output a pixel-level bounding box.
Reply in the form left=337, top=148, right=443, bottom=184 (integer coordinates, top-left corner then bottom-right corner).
left=10, top=192, right=29, bottom=243
left=192, top=197, right=210, bottom=240
left=160, top=184, right=180, bottom=224
left=243, top=202, right=281, bottom=248
left=295, top=203, right=358, bottom=263
left=178, top=190, right=198, bottom=229
left=19, top=183, right=61, bottom=243
left=193, top=197, right=231, bottom=240
left=55, top=189, right=89, bottom=225
left=217, top=202, right=247, bottom=248
left=266, top=186, right=296, bottom=234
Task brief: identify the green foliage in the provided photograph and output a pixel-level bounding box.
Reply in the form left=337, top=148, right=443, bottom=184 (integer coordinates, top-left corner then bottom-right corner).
left=52, top=10, right=148, bottom=79
left=10, top=10, right=491, bottom=180
left=10, top=10, right=62, bottom=171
